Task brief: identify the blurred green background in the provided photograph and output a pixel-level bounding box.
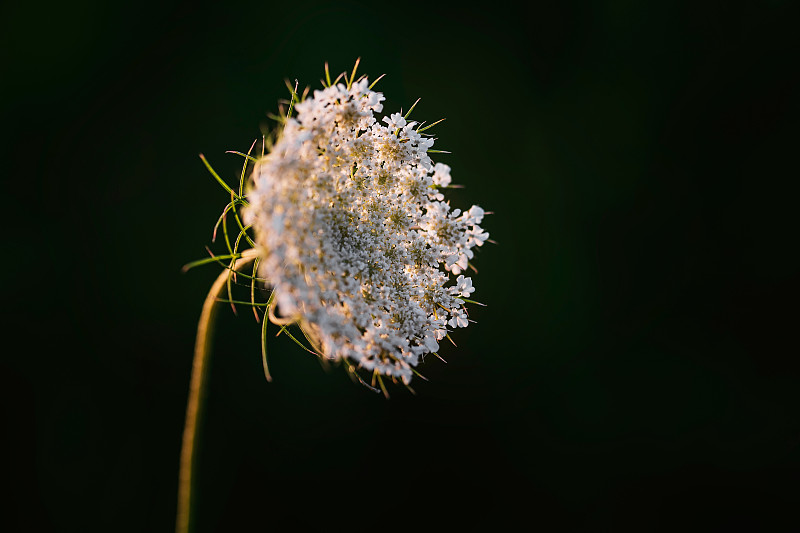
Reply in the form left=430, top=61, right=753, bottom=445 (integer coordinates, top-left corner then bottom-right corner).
left=2, top=0, right=797, bottom=530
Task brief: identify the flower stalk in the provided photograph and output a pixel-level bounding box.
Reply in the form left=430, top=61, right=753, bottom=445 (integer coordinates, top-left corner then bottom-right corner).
left=177, top=248, right=259, bottom=533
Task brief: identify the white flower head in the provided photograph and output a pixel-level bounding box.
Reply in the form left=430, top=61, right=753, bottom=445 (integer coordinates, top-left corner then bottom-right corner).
left=242, top=62, right=490, bottom=388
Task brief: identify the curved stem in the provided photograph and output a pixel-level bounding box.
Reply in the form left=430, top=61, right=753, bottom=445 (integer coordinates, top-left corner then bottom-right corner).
left=177, top=248, right=259, bottom=533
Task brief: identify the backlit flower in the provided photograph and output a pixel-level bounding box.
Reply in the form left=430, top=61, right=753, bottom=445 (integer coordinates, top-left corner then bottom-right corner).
left=243, top=68, right=489, bottom=384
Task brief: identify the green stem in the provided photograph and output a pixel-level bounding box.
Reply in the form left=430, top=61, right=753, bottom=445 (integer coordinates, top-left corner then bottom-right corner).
left=177, top=248, right=259, bottom=533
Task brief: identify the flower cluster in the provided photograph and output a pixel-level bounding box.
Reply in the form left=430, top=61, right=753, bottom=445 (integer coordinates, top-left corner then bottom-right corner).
left=243, top=74, right=489, bottom=384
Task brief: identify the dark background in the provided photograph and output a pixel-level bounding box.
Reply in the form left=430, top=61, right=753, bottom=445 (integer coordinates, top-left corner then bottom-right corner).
left=2, top=0, right=797, bottom=530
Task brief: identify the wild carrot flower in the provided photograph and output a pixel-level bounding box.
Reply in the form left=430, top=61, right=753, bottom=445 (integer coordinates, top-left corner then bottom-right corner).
left=178, top=61, right=492, bottom=533
left=242, top=65, right=490, bottom=386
